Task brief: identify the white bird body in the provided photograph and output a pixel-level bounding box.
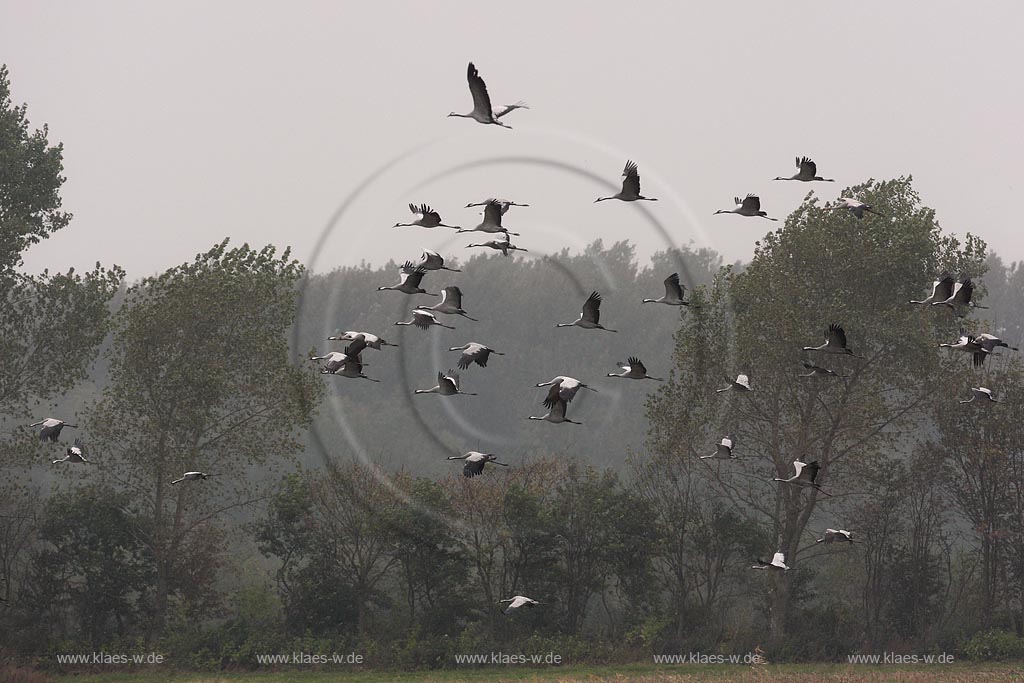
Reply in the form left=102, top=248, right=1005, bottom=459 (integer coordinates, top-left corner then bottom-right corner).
left=717, top=373, right=752, bottom=392
left=378, top=262, right=437, bottom=296
left=416, top=249, right=461, bottom=272
left=458, top=199, right=518, bottom=237
left=312, top=339, right=373, bottom=379
left=448, top=451, right=508, bottom=477
left=394, top=204, right=459, bottom=230
left=816, top=528, right=855, bottom=544
left=774, top=156, right=834, bottom=182
left=328, top=331, right=397, bottom=350
left=466, top=198, right=528, bottom=215
left=700, top=436, right=736, bottom=460
left=607, top=357, right=663, bottom=381
left=939, top=331, right=989, bottom=368
left=449, top=62, right=527, bottom=128
left=557, top=291, right=616, bottom=332
left=752, top=551, right=790, bottom=571
left=415, top=370, right=476, bottom=396
left=595, top=160, right=657, bottom=202
left=395, top=309, right=456, bottom=331
left=643, top=273, right=691, bottom=305
left=714, top=194, right=777, bottom=221
left=466, top=236, right=527, bottom=256
left=909, top=272, right=955, bottom=305
left=31, top=417, right=76, bottom=443
left=450, top=342, right=503, bottom=369
left=499, top=595, right=540, bottom=614
left=428, top=286, right=478, bottom=321
left=828, top=197, right=883, bottom=219
left=803, top=324, right=859, bottom=357
left=773, top=460, right=830, bottom=496
left=975, top=333, right=1018, bottom=353
left=528, top=395, right=579, bottom=424
left=960, top=386, right=998, bottom=404
left=171, top=471, right=211, bottom=484
left=798, top=362, right=846, bottom=379
left=53, top=438, right=89, bottom=464
left=535, top=376, right=597, bottom=404
left=932, top=278, right=986, bottom=317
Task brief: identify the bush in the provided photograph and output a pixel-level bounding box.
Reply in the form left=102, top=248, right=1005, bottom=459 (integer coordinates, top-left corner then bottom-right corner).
left=959, top=629, right=1024, bottom=661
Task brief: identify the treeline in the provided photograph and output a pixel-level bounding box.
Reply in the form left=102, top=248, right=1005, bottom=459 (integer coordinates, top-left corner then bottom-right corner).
left=6, top=61, right=1024, bottom=671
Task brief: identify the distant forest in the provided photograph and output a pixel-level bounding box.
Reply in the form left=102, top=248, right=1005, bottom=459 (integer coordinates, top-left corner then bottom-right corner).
left=7, top=62, right=1024, bottom=671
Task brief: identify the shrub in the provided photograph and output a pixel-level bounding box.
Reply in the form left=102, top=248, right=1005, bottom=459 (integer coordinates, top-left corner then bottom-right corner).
left=959, top=629, right=1024, bottom=661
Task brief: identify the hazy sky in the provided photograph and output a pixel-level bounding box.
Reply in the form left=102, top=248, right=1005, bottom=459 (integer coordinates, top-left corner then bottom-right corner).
left=3, top=1, right=1022, bottom=280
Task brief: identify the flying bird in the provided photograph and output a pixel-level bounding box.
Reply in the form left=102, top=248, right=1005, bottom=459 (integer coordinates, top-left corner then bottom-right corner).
left=52, top=438, right=89, bottom=464
left=394, top=204, right=459, bottom=230
left=499, top=595, right=540, bottom=614
left=416, top=249, right=461, bottom=272
left=171, top=471, right=212, bottom=484
left=465, top=236, right=528, bottom=256
left=607, top=357, right=663, bottom=381
left=752, top=552, right=790, bottom=571
left=415, top=370, right=476, bottom=396
left=717, top=374, right=753, bottom=393
left=449, top=342, right=503, bottom=369
left=643, top=273, right=693, bottom=306
left=700, top=436, right=737, bottom=460
left=312, top=338, right=368, bottom=372
left=798, top=362, right=847, bottom=379
left=466, top=198, right=528, bottom=215
left=556, top=291, right=616, bottom=332
left=774, top=156, right=834, bottom=182
left=448, top=62, right=527, bottom=128
left=803, top=324, right=860, bottom=357
left=427, top=286, right=478, bottom=321
left=528, top=395, right=580, bottom=424
left=975, top=333, right=1018, bottom=353
left=960, top=386, right=998, bottom=405
left=714, top=194, right=778, bottom=221
left=909, top=272, right=955, bottom=305
left=931, top=278, right=986, bottom=317
left=773, top=460, right=831, bottom=496
left=827, top=197, right=883, bottom=219
left=816, top=529, right=855, bottom=544
left=535, top=376, right=597, bottom=404
left=939, top=331, right=989, bottom=368
left=317, top=344, right=377, bottom=382
left=595, top=160, right=657, bottom=202
left=457, top=199, right=518, bottom=237
left=30, top=417, right=76, bottom=443
left=328, top=331, right=397, bottom=350
left=377, top=262, right=438, bottom=296
left=448, top=451, right=508, bottom=478
left=395, top=309, right=456, bottom=331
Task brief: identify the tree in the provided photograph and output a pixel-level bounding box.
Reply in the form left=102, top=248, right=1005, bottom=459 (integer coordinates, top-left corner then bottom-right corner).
left=0, top=64, right=122, bottom=458
left=17, top=485, right=150, bottom=648
left=646, top=178, right=986, bottom=647
left=0, top=64, right=71, bottom=272
left=87, top=240, right=321, bottom=640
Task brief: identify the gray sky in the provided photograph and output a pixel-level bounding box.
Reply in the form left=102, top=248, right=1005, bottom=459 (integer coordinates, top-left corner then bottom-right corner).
left=3, top=0, right=1022, bottom=279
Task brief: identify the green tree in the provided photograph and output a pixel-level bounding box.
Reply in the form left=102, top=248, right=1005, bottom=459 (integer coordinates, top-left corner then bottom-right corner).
left=647, top=178, right=986, bottom=647
left=87, top=240, right=321, bottom=640
left=16, top=485, right=149, bottom=649
left=0, top=64, right=122, bottom=455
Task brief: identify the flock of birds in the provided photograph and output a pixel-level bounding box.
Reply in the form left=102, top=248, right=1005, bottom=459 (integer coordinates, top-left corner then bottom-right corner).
left=29, top=62, right=1016, bottom=613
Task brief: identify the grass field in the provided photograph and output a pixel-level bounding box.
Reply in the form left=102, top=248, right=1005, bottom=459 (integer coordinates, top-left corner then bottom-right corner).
left=16, top=663, right=1022, bottom=683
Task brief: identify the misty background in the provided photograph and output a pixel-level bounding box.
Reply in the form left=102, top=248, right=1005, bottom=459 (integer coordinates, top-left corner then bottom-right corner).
left=2, top=1, right=1022, bottom=281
